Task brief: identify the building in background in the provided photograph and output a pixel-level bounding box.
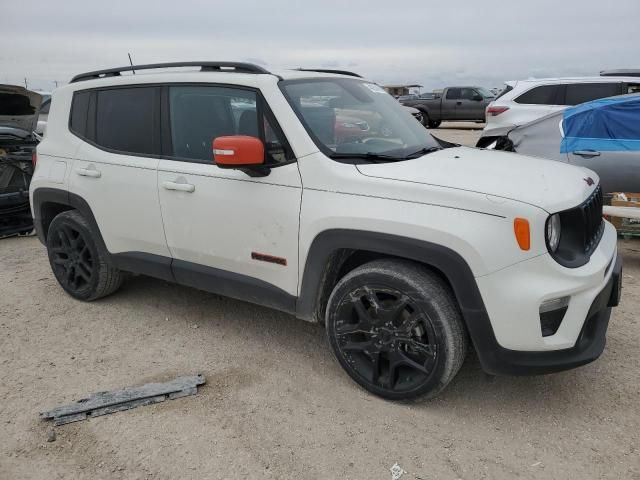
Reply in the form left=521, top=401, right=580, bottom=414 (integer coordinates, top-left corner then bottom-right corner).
left=383, top=84, right=422, bottom=97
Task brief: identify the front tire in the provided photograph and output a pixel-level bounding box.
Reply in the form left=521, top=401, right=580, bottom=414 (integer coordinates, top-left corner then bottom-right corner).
left=428, top=120, right=441, bottom=129
left=46, top=210, right=123, bottom=301
left=326, top=259, right=467, bottom=400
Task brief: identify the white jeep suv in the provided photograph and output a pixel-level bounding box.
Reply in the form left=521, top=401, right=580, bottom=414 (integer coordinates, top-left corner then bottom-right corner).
left=30, top=62, right=622, bottom=400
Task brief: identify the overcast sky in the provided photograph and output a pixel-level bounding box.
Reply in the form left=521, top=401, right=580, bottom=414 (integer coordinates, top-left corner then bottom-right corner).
left=2, top=0, right=638, bottom=92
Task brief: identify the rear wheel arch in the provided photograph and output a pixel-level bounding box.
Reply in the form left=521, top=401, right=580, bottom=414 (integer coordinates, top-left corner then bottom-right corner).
left=32, top=188, right=109, bottom=255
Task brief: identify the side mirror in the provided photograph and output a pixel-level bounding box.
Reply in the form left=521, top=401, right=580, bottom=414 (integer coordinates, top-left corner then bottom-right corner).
left=473, top=94, right=483, bottom=101
left=213, top=135, right=264, bottom=166
left=213, top=135, right=270, bottom=177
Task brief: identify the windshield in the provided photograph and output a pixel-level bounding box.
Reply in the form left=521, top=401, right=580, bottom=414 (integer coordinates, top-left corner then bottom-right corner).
left=475, top=87, right=494, bottom=98
left=280, top=78, right=441, bottom=160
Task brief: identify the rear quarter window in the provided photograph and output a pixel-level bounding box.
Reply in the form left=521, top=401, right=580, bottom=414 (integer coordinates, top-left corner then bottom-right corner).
left=494, top=84, right=513, bottom=100
left=514, top=85, right=562, bottom=105
left=69, top=91, right=91, bottom=138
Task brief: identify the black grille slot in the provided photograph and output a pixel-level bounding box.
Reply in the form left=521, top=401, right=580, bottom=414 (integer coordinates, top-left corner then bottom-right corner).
left=581, top=186, right=604, bottom=255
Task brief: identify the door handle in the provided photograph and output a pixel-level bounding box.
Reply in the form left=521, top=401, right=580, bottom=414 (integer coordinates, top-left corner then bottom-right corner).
left=76, top=167, right=101, bottom=178
left=162, top=181, right=195, bottom=193
left=572, top=150, right=601, bottom=158
left=456, top=101, right=462, bottom=105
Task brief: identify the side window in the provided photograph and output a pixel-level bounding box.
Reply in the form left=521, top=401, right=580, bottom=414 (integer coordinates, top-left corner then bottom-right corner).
left=627, top=83, right=640, bottom=94
left=495, top=84, right=513, bottom=100
left=565, top=83, right=620, bottom=106
left=168, top=85, right=292, bottom=164
left=460, top=88, right=477, bottom=100
left=95, top=87, right=159, bottom=155
left=446, top=88, right=461, bottom=100
left=514, top=85, right=562, bottom=105
left=39, top=99, right=51, bottom=114
left=69, top=91, right=91, bottom=138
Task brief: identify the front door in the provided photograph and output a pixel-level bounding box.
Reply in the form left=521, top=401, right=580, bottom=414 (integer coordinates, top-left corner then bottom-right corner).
left=568, top=150, right=640, bottom=194
left=455, top=88, right=484, bottom=120
left=157, top=85, right=302, bottom=309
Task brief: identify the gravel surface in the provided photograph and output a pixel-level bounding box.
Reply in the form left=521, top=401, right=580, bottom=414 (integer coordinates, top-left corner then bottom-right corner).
left=1, top=126, right=638, bottom=480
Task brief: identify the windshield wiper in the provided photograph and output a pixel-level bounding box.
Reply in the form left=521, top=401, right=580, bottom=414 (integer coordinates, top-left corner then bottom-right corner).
left=405, top=146, right=442, bottom=159
left=330, top=152, right=403, bottom=163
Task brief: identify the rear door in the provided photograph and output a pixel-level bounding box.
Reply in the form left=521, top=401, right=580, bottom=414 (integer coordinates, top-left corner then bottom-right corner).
left=69, top=86, right=171, bottom=264
left=157, top=85, right=302, bottom=304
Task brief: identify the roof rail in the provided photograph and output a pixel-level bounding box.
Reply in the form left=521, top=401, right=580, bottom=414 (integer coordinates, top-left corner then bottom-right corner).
left=600, top=69, right=640, bottom=77
left=70, top=62, right=271, bottom=83
left=295, top=68, right=363, bottom=78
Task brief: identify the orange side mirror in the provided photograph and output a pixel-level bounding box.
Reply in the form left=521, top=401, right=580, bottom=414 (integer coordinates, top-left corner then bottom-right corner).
left=213, top=136, right=265, bottom=167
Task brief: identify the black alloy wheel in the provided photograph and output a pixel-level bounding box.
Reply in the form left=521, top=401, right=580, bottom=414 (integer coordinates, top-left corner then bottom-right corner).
left=332, top=285, right=438, bottom=393
left=49, top=222, right=95, bottom=293
left=326, top=259, right=467, bottom=400
left=46, top=210, right=123, bottom=301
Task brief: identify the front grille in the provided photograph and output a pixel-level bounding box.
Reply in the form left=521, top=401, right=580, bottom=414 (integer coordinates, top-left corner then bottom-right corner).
left=581, top=185, right=604, bottom=255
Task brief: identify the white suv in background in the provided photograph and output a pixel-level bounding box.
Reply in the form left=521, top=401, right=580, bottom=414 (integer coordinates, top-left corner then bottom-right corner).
left=30, top=62, right=622, bottom=400
left=479, top=76, right=640, bottom=146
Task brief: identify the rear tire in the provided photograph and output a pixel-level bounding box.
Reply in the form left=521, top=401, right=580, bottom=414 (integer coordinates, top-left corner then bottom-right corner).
left=325, top=259, right=467, bottom=400
left=46, top=210, right=123, bottom=301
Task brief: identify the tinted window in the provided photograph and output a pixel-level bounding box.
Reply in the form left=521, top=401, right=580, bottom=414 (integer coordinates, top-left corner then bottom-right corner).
left=168, top=86, right=290, bottom=163
left=565, top=83, right=620, bottom=106
left=446, top=88, right=461, bottom=100
left=627, top=83, right=640, bottom=94
left=95, top=87, right=159, bottom=155
left=460, top=88, right=478, bottom=100
left=39, top=99, right=51, bottom=114
left=514, top=85, right=561, bottom=105
left=495, top=84, right=513, bottom=100
left=70, top=91, right=91, bottom=138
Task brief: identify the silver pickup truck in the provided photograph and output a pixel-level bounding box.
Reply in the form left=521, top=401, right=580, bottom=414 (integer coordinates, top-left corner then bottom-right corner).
left=400, top=86, right=495, bottom=128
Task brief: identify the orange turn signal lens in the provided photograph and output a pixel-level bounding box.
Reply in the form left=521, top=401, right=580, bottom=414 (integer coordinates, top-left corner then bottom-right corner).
left=513, top=218, right=530, bottom=251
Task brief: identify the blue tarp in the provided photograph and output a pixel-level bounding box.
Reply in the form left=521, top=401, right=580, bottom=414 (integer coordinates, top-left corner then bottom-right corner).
left=560, top=94, right=640, bottom=153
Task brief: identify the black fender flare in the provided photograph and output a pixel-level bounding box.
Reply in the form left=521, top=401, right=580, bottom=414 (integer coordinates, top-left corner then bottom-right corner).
left=295, top=229, right=503, bottom=371
left=31, top=187, right=174, bottom=281
left=296, top=229, right=485, bottom=320
left=32, top=187, right=104, bottom=248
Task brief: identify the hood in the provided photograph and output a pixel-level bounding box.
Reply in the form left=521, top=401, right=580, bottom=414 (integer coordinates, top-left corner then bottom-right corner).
left=0, top=85, right=42, bottom=134
left=356, top=146, right=598, bottom=213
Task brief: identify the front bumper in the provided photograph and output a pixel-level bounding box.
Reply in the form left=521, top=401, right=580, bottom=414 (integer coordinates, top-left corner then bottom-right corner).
left=468, top=220, right=621, bottom=375
left=474, top=253, right=621, bottom=375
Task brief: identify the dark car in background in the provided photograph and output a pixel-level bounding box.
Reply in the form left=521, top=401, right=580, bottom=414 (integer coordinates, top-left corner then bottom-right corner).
left=399, top=86, right=494, bottom=128
left=0, top=84, right=42, bottom=237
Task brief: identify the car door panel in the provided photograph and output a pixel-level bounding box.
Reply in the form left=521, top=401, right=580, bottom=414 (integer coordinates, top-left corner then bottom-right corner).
left=70, top=144, right=169, bottom=256
left=157, top=161, right=302, bottom=296
left=569, top=150, right=640, bottom=194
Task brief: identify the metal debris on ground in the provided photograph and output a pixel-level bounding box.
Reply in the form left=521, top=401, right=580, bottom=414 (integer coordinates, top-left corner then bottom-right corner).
left=40, top=374, right=206, bottom=426
left=390, top=462, right=406, bottom=480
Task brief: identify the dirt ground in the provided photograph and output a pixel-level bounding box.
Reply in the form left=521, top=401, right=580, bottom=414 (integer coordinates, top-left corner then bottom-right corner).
left=1, top=124, right=639, bottom=480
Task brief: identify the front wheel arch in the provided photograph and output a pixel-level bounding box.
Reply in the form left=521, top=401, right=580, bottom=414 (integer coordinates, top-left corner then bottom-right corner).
left=297, top=230, right=484, bottom=324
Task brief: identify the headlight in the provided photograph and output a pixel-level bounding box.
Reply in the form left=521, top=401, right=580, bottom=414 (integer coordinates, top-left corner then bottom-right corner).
left=546, top=214, right=561, bottom=252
